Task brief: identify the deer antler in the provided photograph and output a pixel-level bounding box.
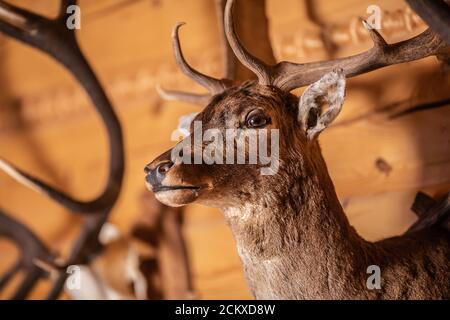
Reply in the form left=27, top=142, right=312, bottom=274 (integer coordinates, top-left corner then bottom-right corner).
left=157, top=22, right=232, bottom=105
left=0, top=210, right=56, bottom=299
left=157, top=0, right=242, bottom=106
left=172, top=22, right=230, bottom=94
left=225, top=0, right=448, bottom=92
left=156, top=86, right=212, bottom=105
left=0, top=0, right=124, bottom=213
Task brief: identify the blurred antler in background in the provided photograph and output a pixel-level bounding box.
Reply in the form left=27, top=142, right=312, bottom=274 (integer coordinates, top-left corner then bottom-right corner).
left=0, top=210, right=56, bottom=299
left=0, top=0, right=124, bottom=213
left=409, top=192, right=450, bottom=233
left=406, top=0, right=450, bottom=44
left=130, top=191, right=194, bottom=299
left=63, top=192, right=193, bottom=300
left=0, top=0, right=125, bottom=299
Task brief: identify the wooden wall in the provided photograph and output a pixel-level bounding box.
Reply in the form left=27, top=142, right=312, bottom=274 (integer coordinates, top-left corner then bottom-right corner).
left=0, top=0, right=449, bottom=299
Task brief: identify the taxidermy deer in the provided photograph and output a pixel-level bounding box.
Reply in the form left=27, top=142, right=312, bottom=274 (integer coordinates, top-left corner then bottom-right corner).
left=145, top=0, right=450, bottom=299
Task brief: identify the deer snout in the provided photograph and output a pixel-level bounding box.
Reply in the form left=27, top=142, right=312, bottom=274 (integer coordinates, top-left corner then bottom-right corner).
left=144, top=149, right=205, bottom=207
left=144, top=150, right=174, bottom=187
left=146, top=160, right=173, bottom=184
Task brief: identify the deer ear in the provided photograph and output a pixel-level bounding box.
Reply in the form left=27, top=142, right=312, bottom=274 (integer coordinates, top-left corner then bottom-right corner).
left=298, top=69, right=346, bottom=140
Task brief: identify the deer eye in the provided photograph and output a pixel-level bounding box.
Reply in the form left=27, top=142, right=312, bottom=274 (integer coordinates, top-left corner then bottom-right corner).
left=245, top=110, right=269, bottom=128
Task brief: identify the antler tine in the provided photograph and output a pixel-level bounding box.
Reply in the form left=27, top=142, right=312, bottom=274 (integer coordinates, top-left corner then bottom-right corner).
left=156, top=86, right=212, bottom=105
left=272, top=22, right=448, bottom=92
left=215, top=0, right=236, bottom=81
left=0, top=210, right=56, bottom=299
left=0, top=260, right=21, bottom=291
left=156, top=22, right=232, bottom=106
left=0, top=158, right=118, bottom=213
left=172, top=22, right=229, bottom=95
left=46, top=212, right=110, bottom=299
left=224, top=0, right=272, bottom=85
left=0, top=1, right=45, bottom=34
left=157, top=1, right=239, bottom=106
left=0, top=1, right=124, bottom=213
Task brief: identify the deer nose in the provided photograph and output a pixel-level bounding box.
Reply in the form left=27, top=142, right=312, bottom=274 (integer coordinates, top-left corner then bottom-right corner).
left=144, top=160, right=174, bottom=186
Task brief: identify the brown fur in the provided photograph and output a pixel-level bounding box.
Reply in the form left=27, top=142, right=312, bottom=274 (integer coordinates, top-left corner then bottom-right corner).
left=145, top=82, right=450, bottom=299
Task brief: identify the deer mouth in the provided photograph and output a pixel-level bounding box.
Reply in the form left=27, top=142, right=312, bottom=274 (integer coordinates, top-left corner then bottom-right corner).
left=152, top=185, right=201, bottom=193
left=149, top=184, right=204, bottom=207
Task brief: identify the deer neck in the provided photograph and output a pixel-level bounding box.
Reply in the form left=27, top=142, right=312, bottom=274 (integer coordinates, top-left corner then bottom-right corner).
left=222, top=148, right=368, bottom=299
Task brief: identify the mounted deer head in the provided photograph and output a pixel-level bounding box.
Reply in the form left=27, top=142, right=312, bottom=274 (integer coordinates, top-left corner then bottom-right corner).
left=145, top=0, right=450, bottom=299
left=145, top=0, right=445, bottom=209
left=146, top=68, right=345, bottom=208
